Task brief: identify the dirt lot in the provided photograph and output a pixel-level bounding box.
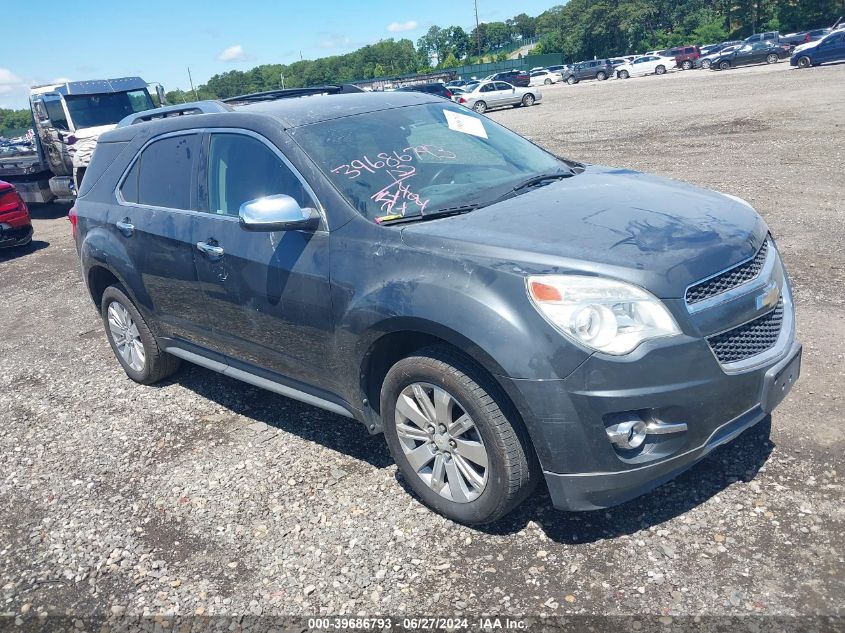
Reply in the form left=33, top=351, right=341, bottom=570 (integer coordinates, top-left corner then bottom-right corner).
left=1, top=62, right=843, bottom=621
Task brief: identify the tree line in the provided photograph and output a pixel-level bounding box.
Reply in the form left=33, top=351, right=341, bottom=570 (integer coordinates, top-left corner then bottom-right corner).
left=2, top=0, right=841, bottom=131
left=0, top=108, right=33, bottom=138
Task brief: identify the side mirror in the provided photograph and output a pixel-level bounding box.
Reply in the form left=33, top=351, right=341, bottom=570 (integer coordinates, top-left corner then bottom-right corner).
left=155, top=84, right=166, bottom=106
left=239, top=194, right=320, bottom=232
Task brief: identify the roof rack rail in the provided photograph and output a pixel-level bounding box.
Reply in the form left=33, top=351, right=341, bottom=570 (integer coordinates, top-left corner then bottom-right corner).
left=222, top=84, right=364, bottom=105
left=117, top=100, right=233, bottom=127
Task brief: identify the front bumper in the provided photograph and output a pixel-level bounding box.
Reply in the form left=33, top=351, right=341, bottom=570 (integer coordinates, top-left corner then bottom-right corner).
left=0, top=223, right=33, bottom=249
left=501, top=336, right=801, bottom=511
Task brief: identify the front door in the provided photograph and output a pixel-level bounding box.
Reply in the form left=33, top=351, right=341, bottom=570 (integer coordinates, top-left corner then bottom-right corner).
left=192, top=131, right=335, bottom=391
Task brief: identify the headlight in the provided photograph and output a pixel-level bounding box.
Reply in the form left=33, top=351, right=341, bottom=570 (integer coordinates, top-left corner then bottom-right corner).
left=526, top=275, right=681, bottom=355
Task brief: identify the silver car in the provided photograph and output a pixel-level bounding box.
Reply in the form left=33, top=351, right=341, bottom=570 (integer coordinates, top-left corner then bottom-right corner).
left=453, top=80, right=542, bottom=114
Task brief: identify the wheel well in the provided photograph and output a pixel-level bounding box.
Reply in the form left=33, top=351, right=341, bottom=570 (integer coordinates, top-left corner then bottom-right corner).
left=87, top=266, right=120, bottom=309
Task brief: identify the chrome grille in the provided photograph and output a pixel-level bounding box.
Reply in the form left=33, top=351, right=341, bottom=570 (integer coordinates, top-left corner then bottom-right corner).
left=686, top=240, right=768, bottom=305
left=707, top=298, right=784, bottom=364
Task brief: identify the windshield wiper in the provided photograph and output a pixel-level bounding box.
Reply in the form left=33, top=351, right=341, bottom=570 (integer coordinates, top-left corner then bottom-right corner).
left=377, top=204, right=481, bottom=225
left=488, top=169, right=576, bottom=206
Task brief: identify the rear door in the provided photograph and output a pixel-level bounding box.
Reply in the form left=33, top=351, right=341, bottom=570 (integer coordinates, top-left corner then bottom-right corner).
left=114, top=132, right=213, bottom=344
left=191, top=130, right=335, bottom=389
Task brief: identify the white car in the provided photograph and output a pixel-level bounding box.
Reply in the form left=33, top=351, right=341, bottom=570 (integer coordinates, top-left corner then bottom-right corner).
left=615, top=55, right=675, bottom=79
left=529, top=70, right=562, bottom=86
left=453, top=80, right=542, bottom=114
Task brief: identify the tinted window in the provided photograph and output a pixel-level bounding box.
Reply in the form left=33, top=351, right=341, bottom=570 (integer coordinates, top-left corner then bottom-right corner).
left=495, top=82, right=511, bottom=90
left=207, top=133, right=313, bottom=217
left=134, top=134, right=198, bottom=209
left=43, top=97, right=69, bottom=131
left=120, top=160, right=140, bottom=204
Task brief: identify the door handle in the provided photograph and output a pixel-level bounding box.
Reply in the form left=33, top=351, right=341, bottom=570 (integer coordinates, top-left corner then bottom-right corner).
left=196, top=240, right=224, bottom=260
left=115, top=219, right=134, bottom=237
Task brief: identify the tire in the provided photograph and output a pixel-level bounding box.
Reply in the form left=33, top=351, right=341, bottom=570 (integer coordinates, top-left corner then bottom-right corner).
left=797, top=56, right=812, bottom=68
left=681, top=60, right=693, bottom=70
left=719, top=60, right=731, bottom=70
left=701, top=59, right=712, bottom=69
left=472, top=100, right=487, bottom=114
left=766, top=53, right=779, bottom=64
left=655, top=65, right=666, bottom=75
left=101, top=285, right=180, bottom=385
left=544, top=78, right=552, bottom=85
left=596, top=71, right=607, bottom=81
left=381, top=346, right=539, bottom=525
left=566, top=76, right=577, bottom=85
left=521, top=93, right=535, bottom=106
left=618, top=70, right=630, bottom=79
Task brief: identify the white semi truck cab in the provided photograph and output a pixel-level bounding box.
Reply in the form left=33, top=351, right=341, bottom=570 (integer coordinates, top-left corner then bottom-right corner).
left=1, top=77, right=164, bottom=204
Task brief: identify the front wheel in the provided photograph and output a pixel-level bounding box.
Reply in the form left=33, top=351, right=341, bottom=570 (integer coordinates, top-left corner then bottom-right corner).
left=618, top=70, right=630, bottom=79
left=719, top=60, right=731, bottom=70
left=544, top=78, right=552, bottom=85
left=701, top=59, right=712, bottom=69
left=681, top=60, right=693, bottom=70
left=797, top=56, right=812, bottom=68
left=521, top=93, right=535, bottom=106
left=381, top=346, right=539, bottom=525
left=472, top=100, right=487, bottom=114
left=566, top=76, right=577, bottom=85
left=655, top=65, right=666, bottom=75
left=596, top=71, right=607, bottom=81
left=766, top=53, right=779, bottom=64
left=101, top=285, right=180, bottom=384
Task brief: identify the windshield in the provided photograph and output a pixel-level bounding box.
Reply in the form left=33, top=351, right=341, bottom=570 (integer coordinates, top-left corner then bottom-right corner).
left=292, top=102, right=567, bottom=223
left=64, top=89, right=155, bottom=129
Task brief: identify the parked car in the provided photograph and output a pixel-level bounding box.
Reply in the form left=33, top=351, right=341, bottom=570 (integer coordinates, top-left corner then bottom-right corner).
left=744, top=31, right=780, bottom=45
left=710, top=42, right=790, bottom=70
left=445, top=80, right=470, bottom=89
left=780, top=31, right=812, bottom=47
left=489, top=70, right=530, bottom=88
left=72, top=88, right=800, bottom=524
left=396, top=83, right=453, bottom=100
left=791, top=29, right=845, bottom=67
left=0, top=180, right=33, bottom=250
left=660, top=45, right=701, bottom=70
left=562, top=59, right=615, bottom=84
left=614, top=55, right=675, bottom=79
left=529, top=70, right=561, bottom=86
left=546, top=64, right=570, bottom=75
left=697, top=43, right=743, bottom=69
left=454, top=80, right=541, bottom=113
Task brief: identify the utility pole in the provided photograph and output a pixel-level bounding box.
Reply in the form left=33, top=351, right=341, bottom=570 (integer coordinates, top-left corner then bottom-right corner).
left=187, top=67, right=198, bottom=101
left=474, top=0, right=482, bottom=58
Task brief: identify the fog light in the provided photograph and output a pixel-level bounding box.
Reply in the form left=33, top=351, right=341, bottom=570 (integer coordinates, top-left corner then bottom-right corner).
left=606, top=416, right=648, bottom=450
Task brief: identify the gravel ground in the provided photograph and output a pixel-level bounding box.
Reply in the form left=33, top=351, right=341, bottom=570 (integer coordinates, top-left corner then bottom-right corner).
left=1, top=61, right=843, bottom=622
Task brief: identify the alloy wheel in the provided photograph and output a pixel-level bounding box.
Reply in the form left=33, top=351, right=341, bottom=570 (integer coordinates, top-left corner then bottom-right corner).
left=395, top=382, right=489, bottom=503
left=522, top=94, right=535, bottom=106
left=107, top=301, right=145, bottom=372
left=797, top=56, right=811, bottom=68
left=767, top=54, right=779, bottom=64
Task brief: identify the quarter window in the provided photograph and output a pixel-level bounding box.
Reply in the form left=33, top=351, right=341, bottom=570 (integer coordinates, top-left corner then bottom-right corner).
left=206, top=133, right=313, bottom=217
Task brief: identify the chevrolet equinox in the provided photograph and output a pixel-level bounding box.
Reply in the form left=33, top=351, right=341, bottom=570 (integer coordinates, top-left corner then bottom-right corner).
left=71, top=87, right=801, bottom=524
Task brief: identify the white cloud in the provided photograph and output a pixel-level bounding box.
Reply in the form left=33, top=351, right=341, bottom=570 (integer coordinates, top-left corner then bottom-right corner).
left=387, top=20, right=418, bottom=33
left=217, top=44, right=249, bottom=62
left=0, top=68, right=30, bottom=109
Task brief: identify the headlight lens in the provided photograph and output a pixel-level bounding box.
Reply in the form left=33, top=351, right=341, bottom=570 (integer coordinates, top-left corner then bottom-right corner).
left=526, top=275, right=681, bottom=355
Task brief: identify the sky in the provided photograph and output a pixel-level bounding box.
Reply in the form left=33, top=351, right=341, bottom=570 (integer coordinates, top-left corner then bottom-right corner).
left=0, top=0, right=555, bottom=109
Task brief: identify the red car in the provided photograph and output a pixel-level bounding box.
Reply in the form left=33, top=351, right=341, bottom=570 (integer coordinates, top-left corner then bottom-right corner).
left=660, top=45, right=702, bottom=70
left=0, top=180, right=34, bottom=249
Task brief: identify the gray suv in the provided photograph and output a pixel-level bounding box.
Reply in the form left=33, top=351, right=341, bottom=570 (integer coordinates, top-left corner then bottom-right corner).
left=71, top=86, right=801, bottom=524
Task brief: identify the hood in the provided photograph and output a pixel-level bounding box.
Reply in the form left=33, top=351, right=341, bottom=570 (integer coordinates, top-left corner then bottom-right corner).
left=400, top=165, right=768, bottom=298
left=71, top=124, right=117, bottom=141
left=793, top=40, right=819, bottom=54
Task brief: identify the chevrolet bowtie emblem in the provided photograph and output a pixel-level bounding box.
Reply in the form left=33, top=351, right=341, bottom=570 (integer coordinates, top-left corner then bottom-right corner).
left=756, top=281, right=780, bottom=311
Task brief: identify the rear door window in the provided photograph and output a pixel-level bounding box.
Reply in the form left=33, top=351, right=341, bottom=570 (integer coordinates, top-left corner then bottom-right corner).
left=124, top=134, right=198, bottom=210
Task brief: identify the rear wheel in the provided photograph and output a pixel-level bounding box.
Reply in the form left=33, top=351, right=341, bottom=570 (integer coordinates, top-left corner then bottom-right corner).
left=766, top=53, right=779, bottom=64
left=381, top=346, right=539, bottom=525
left=618, top=70, right=630, bottom=79
left=566, top=76, right=577, bottom=85
left=544, top=78, right=552, bottom=85
left=701, top=59, right=712, bottom=69
left=521, top=93, right=535, bottom=106
left=472, top=100, right=487, bottom=114
left=655, top=65, right=666, bottom=75
left=101, top=285, right=180, bottom=385
left=719, top=60, right=731, bottom=70
left=681, top=60, right=693, bottom=70
left=797, top=56, right=812, bottom=68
